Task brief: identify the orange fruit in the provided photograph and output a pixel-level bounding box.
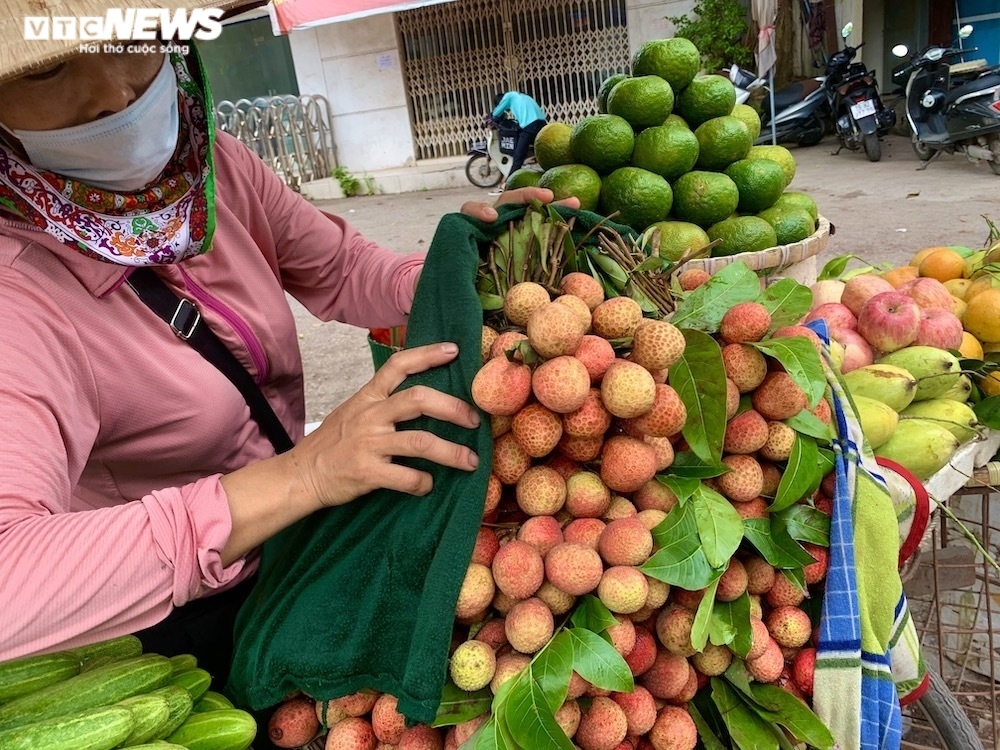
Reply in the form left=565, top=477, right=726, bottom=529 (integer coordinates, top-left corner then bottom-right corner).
left=910, top=246, right=949, bottom=266
left=958, top=331, right=984, bottom=360
left=918, top=248, right=966, bottom=282
left=980, top=371, right=1000, bottom=397
left=944, top=278, right=972, bottom=299
left=967, top=274, right=1000, bottom=300
left=951, top=296, right=967, bottom=320
left=882, top=265, right=919, bottom=287
left=964, top=288, right=1000, bottom=343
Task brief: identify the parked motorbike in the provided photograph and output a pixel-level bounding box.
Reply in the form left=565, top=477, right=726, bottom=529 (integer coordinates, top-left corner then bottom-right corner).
left=465, top=117, right=536, bottom=188
left=726, top=64, right=828, bottom=147
left=891, top=25, right=1000, bottom=174
left=825, top=22, right=895, bottom=162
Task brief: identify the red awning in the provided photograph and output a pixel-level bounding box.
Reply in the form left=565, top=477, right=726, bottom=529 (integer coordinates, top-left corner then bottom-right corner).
left=268, top=0, right=456, bottom=33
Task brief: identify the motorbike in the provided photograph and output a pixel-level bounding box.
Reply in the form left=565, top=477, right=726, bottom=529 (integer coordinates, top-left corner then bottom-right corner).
left=465, top=117, right=536, bottom=189
left=891, top=25, right=1000, bottom=174
left=726, top=64, right=828, bottom=147
left=824, top=22, right=896, bottom=162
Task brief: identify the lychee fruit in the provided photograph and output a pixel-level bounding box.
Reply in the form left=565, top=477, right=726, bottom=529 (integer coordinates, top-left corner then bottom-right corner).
left=505, top=597, right=555, bottom=654
left=564, top=517, right=607, bottom=549
left=645, top=435, right=676, bottom=471
left=536, top=581, right=577, bottom=615
left=759, top=462, right=782, bottom=497
left=624, top=384, right=687, bottom=437
left=561, top=272, right=605, bottom=310
left=575, top=695, right=628, bottom=750
left=268, top=697, right=320, bottom=748
left=601, top=360, right=657, bottom=418
left=315, top=697, right=348, bottom=728
left=481, top=326, right=500, bottom=363
left=591, top=297, right=643, bottom=339
left=765, top=573, right=806, bottom=607
left=611, top=685, right=657, bottom=736
left=324, top=717, right=376, bottom=750
left=638, top=650, right=690, bottom=699
left=803, top=543, right=829, bottom=584
left=565, top=471, right=613, bottom=518
left=716, top=454, right=764, bottom=503
left=671, top=587, right=705, bottom=610
left=766, top=606, right=813, bottom=648
left=747, top=637, right=784, bottom=683
left=575, top=335, right=617, bottom=382
left=559, top=433, right=604, bottom=462
left=813, top=397, right=833, bottom=425
left=732, top=496, right=769, bottom=521
left=491, top=414, right=512, bottom=438
left=760, top=420, right=796, bottom=461
left=598, top=566, right=650, bottom=614
left=334, top=691, right=378, bottom=717
left=725, top=378, right=740, bottom=419
left=648, top=705, right=697, bottom=750
left=371, top=694, right=406, bottom=744
left=600, top=436, right=657, bottom=494
left=490, top=651, right=530, bottom=694
left=533, top=355, right=591, bottom=413
left=747, top=615, right=771, bottom=660
left=473, top=618, right=508, bottom=651
left=792, top=647, right=816, bottom=696
left=455, top=563, right=495, bottom=619
left=599, top=517, right=654, bottom=568
left=645, top=577, right=671, bottom=609
left=511, top=402, right=563, bottom=457
left=625, top=626, right=658, bottom=677
left=449, top=716, right=488, bottom=748
left=489, top=330, right=528, bottom=360
left=471, top=356, right=532, bottom=415
left=721, top=343, right=767, bottom=393
left=744, top=557, right=776, bottom=596
left=666, top=662, right=699, bottom=705
left=637, top=508, right=667, bottom=531
left=720, top=301, right=771, bottom=344
left=517, top=515, right=564, bottom=555
left=563, top=388, right=613, bottom=438
left=504, top=281, right=550, bottom=326
left=449, top=640, right=497, bottom=691
left=491, top=540, right=544, bottom=600
left=771, top=324, right=823, bottom=351
left=606, top=615, right=637, bottom=658
left=398, top=724, right=444, bottom=750
left=471, top=527, right=500, bottom=566
left=492, top=432, right=531, bottom=485
left=722, top=409, right=769, bottom=454
left=716, top=559, right=748, bottom=602
left=515, top=465, right=567, bottom=516
left=678, top=268, right=711, bottom=290
left=555, top=293, right=594, bottom=332
left=656, top=605, right=697, bottom=657
left=630, top=320, right=686, bottom=371
left=527, top=301, right=587, bottom=358
left=483, top=473, right=502, bottom=516
left=545, top=542, right=604, bottom=595
left=554, top=698, right=583, bottom=739
left=691, top=642, right=733, bottom=677
left=634, top=480, right=678, bottom=513
left=546, top=454, right=583, bottom=480
left=752, top=371, right=809, bottom=421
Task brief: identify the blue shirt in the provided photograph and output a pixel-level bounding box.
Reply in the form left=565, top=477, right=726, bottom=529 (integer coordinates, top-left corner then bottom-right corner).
left=492, top=92, right=546, bottom=127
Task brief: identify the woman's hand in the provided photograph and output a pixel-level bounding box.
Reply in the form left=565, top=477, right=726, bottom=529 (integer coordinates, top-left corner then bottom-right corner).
left=460, top=186, right=582, bottom=223
left=292, top=342, right=481, bottom=507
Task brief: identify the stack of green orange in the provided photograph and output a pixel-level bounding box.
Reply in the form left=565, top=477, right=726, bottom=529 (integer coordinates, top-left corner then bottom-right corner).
left=508, top=37, right=820, bottom=261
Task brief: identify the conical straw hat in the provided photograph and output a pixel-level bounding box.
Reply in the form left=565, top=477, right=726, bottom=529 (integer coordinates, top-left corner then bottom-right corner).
left=0, top=0, right=249, bottom=83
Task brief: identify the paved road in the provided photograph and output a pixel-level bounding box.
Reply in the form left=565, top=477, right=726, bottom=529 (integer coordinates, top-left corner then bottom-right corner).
left=294, top=133, right=1000, bottom=423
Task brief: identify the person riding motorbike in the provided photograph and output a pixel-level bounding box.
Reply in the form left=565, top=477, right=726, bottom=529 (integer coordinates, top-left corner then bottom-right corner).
left=491, top=90, right=546, bottom=181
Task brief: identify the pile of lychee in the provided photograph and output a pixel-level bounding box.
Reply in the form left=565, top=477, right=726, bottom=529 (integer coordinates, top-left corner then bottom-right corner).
left=268, top=275, right=835, bottom=750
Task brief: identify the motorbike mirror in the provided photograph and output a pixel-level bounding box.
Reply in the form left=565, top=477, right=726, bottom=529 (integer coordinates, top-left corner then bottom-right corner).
left=959, top=24, right=973, bottom=39
left=891, top=44, right=909, bottom=57
left=841, top=22, right=853, bottom=39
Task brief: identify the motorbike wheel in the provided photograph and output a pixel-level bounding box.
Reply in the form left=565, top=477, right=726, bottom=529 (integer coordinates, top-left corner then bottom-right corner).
left=465, top=154, right=502, bottom=188
left=797, top=112, right=827, bottom=147
left=989, top=135, right=1000, bottom=176
left=862, top=132, right=881, bottom=162
left=912, top=135, right=934, bottom=162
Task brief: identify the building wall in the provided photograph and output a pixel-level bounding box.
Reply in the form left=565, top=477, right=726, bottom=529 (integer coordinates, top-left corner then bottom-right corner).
left=625, top=0, right=694, bottom=53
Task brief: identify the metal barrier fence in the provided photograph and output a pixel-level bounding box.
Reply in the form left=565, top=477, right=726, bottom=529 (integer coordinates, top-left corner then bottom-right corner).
left=214, top=94, right=337, bottom=192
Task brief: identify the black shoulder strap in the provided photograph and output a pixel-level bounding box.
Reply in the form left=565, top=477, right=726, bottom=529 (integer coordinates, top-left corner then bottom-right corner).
left=126, top=268, right=295, bottom=455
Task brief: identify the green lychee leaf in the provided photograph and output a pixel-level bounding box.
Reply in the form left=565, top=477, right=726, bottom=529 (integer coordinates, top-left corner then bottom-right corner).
left=670, top=329, right=728, bottom=466
left=755, top=278, right=812, bottom=330
left=657, top=475, right=701, bottom=505
left=471, top=680, right=521, bottom=750
left=691, top=576, right=721, bottom=652
left=642, top=502, right=719, bottom=589
left=771, top=434, right=822, bottom=513
left=569, top=596, right=619, bottom=633
left=751, top=337, right=826, bottom=409
left=817, top=253, right=860, bottom=281
left=688, top=699, right=729, bottom=750
left=710, top=594, right=753, bottom=658
left=671, top=260, right=761, bottom=331
left=742, top=518, right=816, bottom=569
left=750, top=684, right=837, bottom=750
left=532, top=631, right=574, bottom=713
left=503, top=676, right=573, bottom=750
left=973, top=395, right=1000, bottom=430
left=566, top=627, right=634, bottom=692
left=723, top=660, right=756, bottom=701
left=664, top=452, right=729, bottom=478
left=692, top=484, right=746, bottom=569
left=711, top=678, right=781, bottom=750
left=432, top=683, right=493, bottom=728
left=776, top=505, right=831, bottom=547
left=785, top=408, right=834, bottom=443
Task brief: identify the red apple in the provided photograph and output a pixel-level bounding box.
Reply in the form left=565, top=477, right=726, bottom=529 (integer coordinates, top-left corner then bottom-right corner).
left=841, top=274, right=894, bottom=316
left=830, top=327, right=875, bottom=372
left=914, top=308, right=964, bottom=349
left=857, top=292, right=922, bottom=353
left=809, top=280, right=846, bottom=309
left=898, top=277, right=954, bottom=311
left=803, top=302, right=857, bottom=333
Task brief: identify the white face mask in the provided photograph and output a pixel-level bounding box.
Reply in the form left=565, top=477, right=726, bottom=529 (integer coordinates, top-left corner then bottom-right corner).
left=5, top=55, right=179, bottom=192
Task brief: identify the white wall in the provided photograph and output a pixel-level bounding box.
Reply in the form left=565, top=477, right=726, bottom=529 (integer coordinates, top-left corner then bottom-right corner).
left=626, top=0, right=696, bottom=54
left=288, top=15, right=416, bottom=173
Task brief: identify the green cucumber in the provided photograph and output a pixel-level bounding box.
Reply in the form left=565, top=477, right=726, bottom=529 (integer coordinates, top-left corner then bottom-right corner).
left=168, top=654, right=198, bottom=675
left=148, top=685, right=194, bottom=739
left=117, top=693, right=171, bottom=746
left=0, top=654, right=171, bottom=730
left=165, top=709, right=257, bottom=750
left=0, top=705, right=133, bottom=750
left=0, top=653, right=81, bottom=705
left=66, top=635, right=143, bottom=665
left=124, top=745, right=187, bottom=749
left=169, top=667, right=212, bottom=702
left=193, top=691, right=235, bottom=712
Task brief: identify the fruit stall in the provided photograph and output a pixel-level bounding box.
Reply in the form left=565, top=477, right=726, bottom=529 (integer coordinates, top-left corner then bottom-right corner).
left=5, top=35, right=1000, bottom=750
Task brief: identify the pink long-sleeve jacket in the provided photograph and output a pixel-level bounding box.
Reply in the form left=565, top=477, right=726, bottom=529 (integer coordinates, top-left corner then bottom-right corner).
left=0, top=132, right=424, bottom=659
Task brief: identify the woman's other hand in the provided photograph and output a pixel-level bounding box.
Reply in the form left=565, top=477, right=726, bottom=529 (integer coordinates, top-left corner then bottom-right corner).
left=460, top=187, right=581, bottom=223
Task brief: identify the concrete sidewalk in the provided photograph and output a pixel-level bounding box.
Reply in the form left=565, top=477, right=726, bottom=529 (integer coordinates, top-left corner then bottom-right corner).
left=300, top=156, right=469, bottom=201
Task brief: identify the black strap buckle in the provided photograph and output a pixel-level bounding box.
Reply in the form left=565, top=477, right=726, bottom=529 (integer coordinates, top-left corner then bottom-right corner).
left=170, top=298, right=201, bottom=340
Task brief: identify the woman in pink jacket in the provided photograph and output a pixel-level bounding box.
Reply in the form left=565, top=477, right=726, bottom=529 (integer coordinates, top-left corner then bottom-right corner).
left=0, top=1, right=576, bottom=679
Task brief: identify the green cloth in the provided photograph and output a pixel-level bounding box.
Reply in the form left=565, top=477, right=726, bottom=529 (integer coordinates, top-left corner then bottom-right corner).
left=226, top=206, right=517, bottom=722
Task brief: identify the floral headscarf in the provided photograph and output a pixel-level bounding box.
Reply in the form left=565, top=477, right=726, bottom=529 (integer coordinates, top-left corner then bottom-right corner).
left=0, top=51, right=215, bottom=266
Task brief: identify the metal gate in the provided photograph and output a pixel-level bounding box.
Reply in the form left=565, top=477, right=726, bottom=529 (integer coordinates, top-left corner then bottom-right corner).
left=396, top=0, right=630, bottom=160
